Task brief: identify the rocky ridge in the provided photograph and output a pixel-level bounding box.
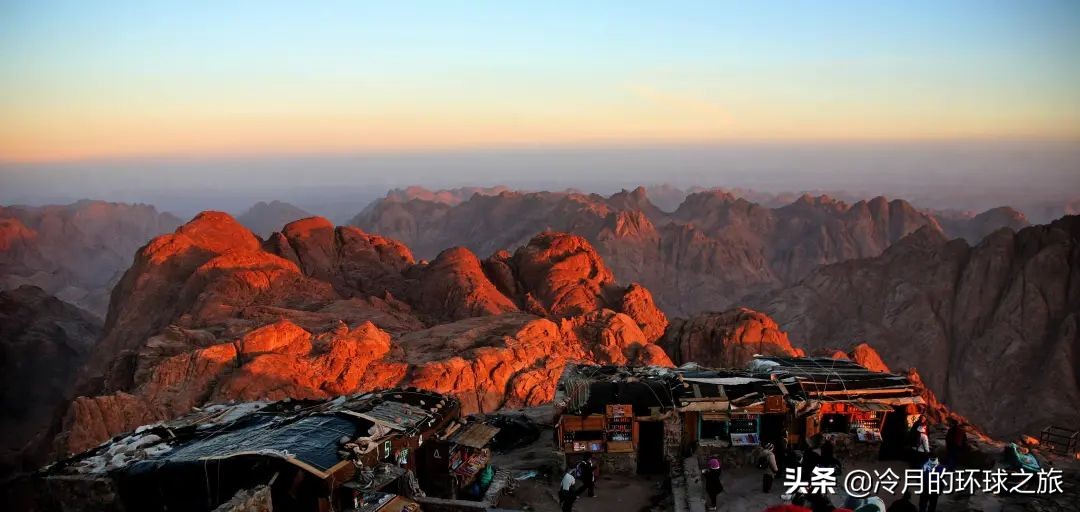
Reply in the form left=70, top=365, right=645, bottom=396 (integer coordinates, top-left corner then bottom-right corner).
left=352, top=186, right=1027, bottom=316
left=59, top=212, right=671, bottom=455
left=751, top=216, right=1080, bottom=438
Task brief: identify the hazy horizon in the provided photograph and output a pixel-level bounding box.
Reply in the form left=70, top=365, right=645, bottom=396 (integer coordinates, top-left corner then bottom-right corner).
left=2, top=139, right=1078, bottom=221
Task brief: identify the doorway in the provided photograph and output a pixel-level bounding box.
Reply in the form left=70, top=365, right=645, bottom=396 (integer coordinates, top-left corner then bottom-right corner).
left=636, top=421, right=667, bottom=474
left=879, top=407, right=910, bottom=461
left=760, top=414, right=786, bottom=447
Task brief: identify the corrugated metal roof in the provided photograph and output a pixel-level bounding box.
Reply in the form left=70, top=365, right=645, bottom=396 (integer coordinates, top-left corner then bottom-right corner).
left=449, top=422, right=501, bottom=449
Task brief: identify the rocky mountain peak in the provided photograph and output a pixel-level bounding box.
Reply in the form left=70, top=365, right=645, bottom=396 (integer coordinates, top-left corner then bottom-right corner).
left=176, top=211, right=261, bottom=254
left=50, top=215, right=672, bottom=456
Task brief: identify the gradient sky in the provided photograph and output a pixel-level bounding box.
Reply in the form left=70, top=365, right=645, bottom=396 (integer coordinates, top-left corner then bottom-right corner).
left=2, top=1, right=1079, bottom=163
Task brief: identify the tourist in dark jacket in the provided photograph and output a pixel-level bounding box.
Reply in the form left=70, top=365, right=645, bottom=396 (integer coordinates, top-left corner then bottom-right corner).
left=702, top=457, right=724, bottom=510
left=818, top=440, right=842, bottom=473
left=801, top=437, right=822, bottom=476
left=576, top=452, right=597, bottom=497
left=944, top=419, right=967, bottom=469
left=919, top=456, right=945, bottom=512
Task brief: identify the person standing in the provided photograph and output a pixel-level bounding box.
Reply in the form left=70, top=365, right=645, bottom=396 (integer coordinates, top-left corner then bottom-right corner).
left=944, top=419, right=967, bottom=469
left=912, top=425, right=930, bottom=468
left=576, top=452, right=597, bottom=497
left=818, top=440, right=842, bottom=473
left=801, top=438, right=822, bottom=476
left=760, top=443, right=780, bottom=493
left=907, top=417, right=926, bottom=467
left=559, top=466, right=577, bottom=512
left=918, top=456, right=945, bottom=512
left=775, top=438, right=793, bottom=477
left=701, top=457, right=724, bottom=511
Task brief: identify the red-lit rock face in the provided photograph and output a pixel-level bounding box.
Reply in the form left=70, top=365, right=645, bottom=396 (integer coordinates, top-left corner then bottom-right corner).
left=409, top=246, right=519, bottom=320
left=512, top=231, right=616, bottom=317
left=661, top=307, right=803, bottom=368
left=59, top=213, right=671, bottom=455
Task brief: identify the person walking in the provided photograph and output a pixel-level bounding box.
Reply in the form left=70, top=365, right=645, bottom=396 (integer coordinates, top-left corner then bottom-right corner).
left=559, top=465, right=577, bottom=512
left=760, top=443, right=780, bottom=493
left=701, top=457, right=724, bottom=511
left=576, top=452, right=597, bottom=497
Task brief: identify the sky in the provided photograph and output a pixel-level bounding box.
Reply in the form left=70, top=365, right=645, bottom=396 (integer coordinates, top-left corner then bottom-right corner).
left=2, top=0, right=1080, bottom=164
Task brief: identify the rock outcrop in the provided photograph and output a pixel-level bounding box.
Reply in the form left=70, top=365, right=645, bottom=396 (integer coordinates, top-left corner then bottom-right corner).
left=0, top=286, right=101, bottom=475
left=933, top=206, right=1030, bottom=243
left=0, top=201, right=181, bottom=317
left=59, top=213, right=671, bottom=455
left=661, top=308, right=803, bottom=368
left=752, top=216, right=1080, bottom=438
left=352, top=187, right=1026, bottom=316
left=410, top=247, right=519, bottom=320
left=236, top=200, right=313, bottom=237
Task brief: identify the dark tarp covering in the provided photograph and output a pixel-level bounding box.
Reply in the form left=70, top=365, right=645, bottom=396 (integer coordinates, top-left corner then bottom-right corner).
left=116, top=414, right=360, bottom=511
left=150, top=414, right=358, bottom=475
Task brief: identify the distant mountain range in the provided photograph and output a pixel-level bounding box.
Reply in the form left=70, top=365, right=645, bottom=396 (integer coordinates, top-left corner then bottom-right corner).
left=0, top=201, right=181, bottom=317
left=352, top=186, right=1030, bottom=316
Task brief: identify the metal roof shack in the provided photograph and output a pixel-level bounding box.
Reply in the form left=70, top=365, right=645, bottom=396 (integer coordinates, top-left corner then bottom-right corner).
left=740, top=356, right=925, bottom=451
left=36, top=388, right=457, bottom=512
left=551, top=357, right=927, bottom=472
